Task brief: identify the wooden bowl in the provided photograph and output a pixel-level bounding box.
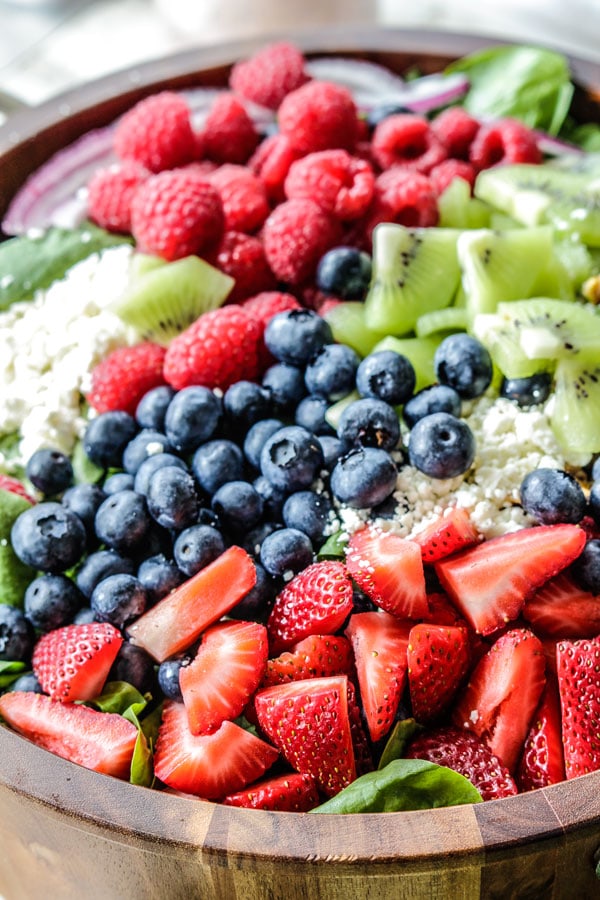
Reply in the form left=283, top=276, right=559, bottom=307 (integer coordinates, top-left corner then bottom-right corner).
left=1, top=27, right=600, bottom=900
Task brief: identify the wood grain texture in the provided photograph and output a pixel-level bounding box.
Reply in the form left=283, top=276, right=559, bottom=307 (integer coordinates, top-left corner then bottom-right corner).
left=0, top=27, right=600, bottom=899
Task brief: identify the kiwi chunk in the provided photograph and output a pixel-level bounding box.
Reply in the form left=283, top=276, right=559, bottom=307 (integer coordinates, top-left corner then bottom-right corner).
left=415, top=307, right=469, bottom=338
left=111, top=255, right=234, bottom=344
left=322, top=301, right=388, bottom=358
left=364, top=223, right=461, bottom=335
left=551, top=353, right=600, bottom=456
left=438, top=177, right=492, bottom=230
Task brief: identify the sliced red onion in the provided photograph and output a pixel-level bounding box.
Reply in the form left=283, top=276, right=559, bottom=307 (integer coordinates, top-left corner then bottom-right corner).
left=305, top=56, right=407, bottom=106
left=534, top=130, right=586, bottom=157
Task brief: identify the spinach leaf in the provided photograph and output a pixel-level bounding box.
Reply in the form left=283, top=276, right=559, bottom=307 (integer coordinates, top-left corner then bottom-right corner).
left=377, top=717, right=423, bottom=771
left=317, top=529, right=348, bottom=560
left=90, top=680, right=148, bottom=715
left=0, top=660, right=27, bottom=689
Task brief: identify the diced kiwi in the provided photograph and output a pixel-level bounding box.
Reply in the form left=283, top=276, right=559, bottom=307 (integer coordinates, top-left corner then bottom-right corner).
left=130, top=252, right=168, bottom=281
left=437, top=177, right=492, bottom=230
left=364, top=223, right=461, bottom=335
left=415, top=307, right=469, bottom=338
left=551, top=352, right=600, bottom=457
left=372, top=334, right=442, bottom=392
left=325, top=391, right=360, bottom=431
left=110, top=255, right=234, bottom=344
left=457, top=226, right=556, bottom=317
left=321, top=301, right=388, bottom=358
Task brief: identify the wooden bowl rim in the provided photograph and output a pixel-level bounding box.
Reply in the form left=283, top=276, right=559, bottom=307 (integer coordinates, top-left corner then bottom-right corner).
left=1, top=25, right=600, bottom=865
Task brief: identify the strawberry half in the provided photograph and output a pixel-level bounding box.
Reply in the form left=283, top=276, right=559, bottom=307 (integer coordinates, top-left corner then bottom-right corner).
left=405, top=726, right=518, bottom=801
left=452, top=627, right=546, bottom=772
left=266, top=560, right=354, bottom=654
left=221, top=771, right=319, bottom=811
left=407, top=623, right=470, bottom=724
left=516, top=677, right=565, bottom=791
left=434, top=524, right=586, bottom=635
left=344, top=611, right=411, bottom=743
left=556, top=635, right=600, bottom=779
left=153, top=701, right=279, bottom=799
left=413, top=508, right=480, bottom=563
left=522, top=572, right=600, bottom=639
left=32, top=622, right=123, bottom=702
left=261, top=634, right=354, bottom=688
left=0, top=692, right=137, bottom=778
left=254, top=674, right=356, bottom=797
left=180, top=619, right=268, bottom=735
left=345, top=526, right=428, bottom=619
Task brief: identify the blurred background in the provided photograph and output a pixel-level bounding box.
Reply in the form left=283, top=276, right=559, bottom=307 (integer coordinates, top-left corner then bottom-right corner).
left=0, top=0, right=598, bottom=113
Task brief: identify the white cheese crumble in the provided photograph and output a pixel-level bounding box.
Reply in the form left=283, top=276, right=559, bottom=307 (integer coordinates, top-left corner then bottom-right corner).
left=0, top=245, right=137, bottom=468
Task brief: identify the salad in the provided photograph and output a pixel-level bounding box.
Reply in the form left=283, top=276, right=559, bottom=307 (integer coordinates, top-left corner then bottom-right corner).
left=0, top=39, right=599, bottom=815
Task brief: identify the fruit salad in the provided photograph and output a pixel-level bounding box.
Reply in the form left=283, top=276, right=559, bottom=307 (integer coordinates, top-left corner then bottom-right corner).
left=0, top=39, right=599, bottom=814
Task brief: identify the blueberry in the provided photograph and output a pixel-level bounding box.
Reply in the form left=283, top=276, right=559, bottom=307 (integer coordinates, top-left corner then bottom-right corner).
left=108, top=641, right=156, bottom=694
left=317, top=435, right=344, bottom=470
left=103, top=472, right=135, bottom=494
left=191, top=439, right=245, bottom=496
left=408, top=412, right=475, bottom=478
left=26, top=447, right=73, bottom=496
left=316, top=246, right=372, bottom=300
left=11, top=502, right=87, bottom=573
left=338, top=398, right=401, bottom=451
left=243, top=419, right=285, bottom=471
left=135, top=385, right=176, bottom=430
left=164, top=386, right=222, bottom=453
left=73, top=607, right=98, bottom=625
left=294, top=394, right=335, bottom=436
left=83, top=411, right=138, bottom=469
left=264, top=309, right=333, bottom=367
left=366, top=103, right=411, bottom=129
left=211, top=480, right=264, bottom=534
left=122, top=430, right=174, bottom=475
left=24, top=574, right=84, bottom=631
left=75, top=549, right=137, bottom=599
left=197, top=507, right=221, bottom=529
left=434, top=334, right=493, bottom=399
left=304, top=344, right=360, bottom=401
left=173, top=525, right=225, bottom=577
left=356, top=350, right=416, bottom=406
left=260, top=527, right=313, bottom=577
left=330, top=447, right=398, bottom=508
left=95, top=490, right=151, bottom=554
left=10, top=672, right=44, bottom=693
left=157, top=657, right=190, bottom=702
left=241, top=521, right=282, bottom=557
left=403, top=384, right=462, bottom=428
left=146, top=466, right=200, bottom=531
left=260, top=425, right=324, bottom=492
left=500, top=373, right=552, bottom=407
left=223, top=380, right=273, bottom=432
left=352, top=583, right=377, bottom=613
left=592, top=458, right=600, bottom=483
left=520, top=468, right=587, bottom=525
left=0, top=604, right=35, bottom=662
left=252, top=475, right=287, bottom=521
left=62, top=483, right=107, bottom=542
left=137, top=553, right=185, bottom=603
left=262, top=363, right=306, bottom=414
left=90, top=573, right=148, bottom=628
left=590, top=480, right=600, bottom=525
left=228, top=563, right=278, bottom=622
left=282, top=491, right=332, bottom=545
left=133, top=453, right=188, bottom=495
left=571, top=539, right=600, bottom=594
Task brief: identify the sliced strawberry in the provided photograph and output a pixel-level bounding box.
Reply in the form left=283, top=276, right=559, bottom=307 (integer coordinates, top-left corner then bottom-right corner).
left=254, top=674, right=356, bottom=796
left=556, top=635, right=600, bottom=779
left=32, top=622, right=123, bottom=702
left=346, top=678, right=374, bottom=776
left=221, top=771, right=319, bottom=811
left=421, top=592, right=466, bottom=627
left=180, top=619, right=268, bottom=735
left=516, top=677, right=565, bottom=791
left=345, top=526, right=429, bottom=619
left=522, top=572, right=600, bottom=639
left=452, top=627, right=546, bottom=772
left=344, top=611, right=410, bottom=743
left=407, top=623, right=470, bottom=724
left=127, top=545, right=256, bottom=661
left=261, top=634, right=354, bottom=688
left=153, top=701, right=279, bottom=799
left=0, top=692, right=137, bottom=778
left=405, top=726, right=518, bottom=801
left=0, top=476, right=35, bottom=504
left=434, top=524, right=586, bottom=635
left=266, top=560, right=354, bottom=654
left=413, top=508, right=480, bottom=563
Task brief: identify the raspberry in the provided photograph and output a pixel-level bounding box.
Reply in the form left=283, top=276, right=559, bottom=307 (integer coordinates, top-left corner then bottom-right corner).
left=163, top=306, right=264, bottom=391
left=210, top=231, right=276, bottom=304
left=87, top=342, right=167, bottom=415
left=469, top=118, right=542, bottom=170
left=365, top=167, right=438, bottom=241
left=278, top=81, right=359, bottom=155
left=210, top=164, right=270, bottom=233
left=0, top=475, right=35, bottom=504
left=113, top=91, right=196, bottom=173
left=371, top=114, right=447, bottom=173
left=242, top=290, right=302, bottom=328
left=249, top=133, right=301, bottom=203
left=284, top=150, right=375, bottom=221
left=262, top=198, right=342, bottom=286
left=130, top=169, right=224, bottom=261
left=431, top=107, right=480, bottom=160
left=87, top=160, right=149, bottom=233
left=229, top=41, right=309, bottom=110
left=201, top=93, right=259, bottom=165
left=429, top=158, right=476, bottom=195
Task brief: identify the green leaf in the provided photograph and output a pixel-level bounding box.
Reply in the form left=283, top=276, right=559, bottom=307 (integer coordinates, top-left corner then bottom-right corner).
left=317, top=529, right=349, bottom=560
left=310, top=758, right=482, bottom=813
left=377, top=718, right=424, bottom=770
left=0, top=488, right=37, bottom=607
left=71, top=439, right=104, bottom=485
left=130, top=703, right=163, bottom=788
left=90, top=680, right=148, bottom=716
left=447, top=45, right=574, bottom=135
left=0, top=660, right=26, bottom=689
left=0, top=223, right=131, bottom=310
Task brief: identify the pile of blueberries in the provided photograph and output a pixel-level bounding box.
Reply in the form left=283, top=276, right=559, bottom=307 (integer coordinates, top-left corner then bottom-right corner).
left=3, top=307, right=511, bottom=696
